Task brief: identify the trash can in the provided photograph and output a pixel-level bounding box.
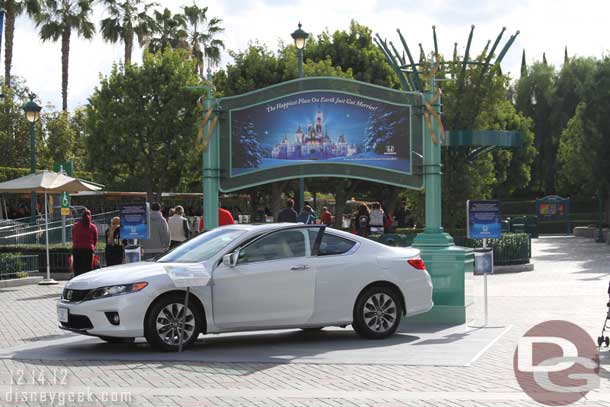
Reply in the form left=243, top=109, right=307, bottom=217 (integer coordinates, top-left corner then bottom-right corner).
left=510, top=216, right=526, bottom=234
left=124, top=244, right=141, bottom=263
left=525, top=216, right=539, bottom=238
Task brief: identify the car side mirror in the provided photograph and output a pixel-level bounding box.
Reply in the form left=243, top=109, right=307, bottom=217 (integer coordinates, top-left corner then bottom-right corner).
left=222, top=252, right=238, bottom=267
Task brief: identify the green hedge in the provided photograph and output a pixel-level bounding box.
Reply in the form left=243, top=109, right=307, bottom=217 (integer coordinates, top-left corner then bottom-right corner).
left=0, top=253, right=26, bottom=280
left=370, top=231, right=531, bottom=266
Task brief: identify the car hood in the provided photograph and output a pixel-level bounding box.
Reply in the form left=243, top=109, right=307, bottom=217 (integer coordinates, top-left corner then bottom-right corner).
left=65, top=262, right=208, bottom=289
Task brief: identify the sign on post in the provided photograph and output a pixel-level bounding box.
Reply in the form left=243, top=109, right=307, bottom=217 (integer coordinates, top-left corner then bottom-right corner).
left=467, top=200, right=502, bottom=239
left=217, top=77, right=425, bottom=192
left=536, top=195, right=571, bottom=235
left=60, top=192, right=70, bottom=216
left=120, top=203, right=150, bottom=240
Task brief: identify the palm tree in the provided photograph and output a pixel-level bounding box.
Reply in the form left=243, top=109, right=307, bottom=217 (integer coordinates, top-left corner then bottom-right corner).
left=35, top=0, right=95, bottom=111
left=100, top=0, right=156, bottom=65
left=1, top=0, right=40, bottom=87
left=182, top=2, right=224, bottom=78
left=143, top=8, right=188, bottom=54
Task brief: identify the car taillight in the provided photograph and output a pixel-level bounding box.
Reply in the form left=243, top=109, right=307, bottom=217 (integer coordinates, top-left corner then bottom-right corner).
left=407, top=258, right=426, bottom=270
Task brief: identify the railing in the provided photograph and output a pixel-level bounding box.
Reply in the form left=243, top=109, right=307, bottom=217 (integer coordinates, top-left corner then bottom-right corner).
left=0, top=254, right=39, bottom=280
left=0, top=210, right=119, bottom=246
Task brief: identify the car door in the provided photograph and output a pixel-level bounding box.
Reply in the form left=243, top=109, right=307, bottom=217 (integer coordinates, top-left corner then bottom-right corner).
left=212, top=227, right=317, bottom=329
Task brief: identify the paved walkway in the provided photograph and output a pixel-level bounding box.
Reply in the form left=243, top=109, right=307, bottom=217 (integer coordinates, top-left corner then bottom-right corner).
left=0, top=236, right=609, bottom=406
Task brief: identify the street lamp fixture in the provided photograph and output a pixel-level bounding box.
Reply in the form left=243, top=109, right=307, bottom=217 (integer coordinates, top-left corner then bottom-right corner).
left=23, top=95, right=42, bottom=123
left=291, top=22, right=309, bottom=79
left=23, top=94, right=42, bottom=224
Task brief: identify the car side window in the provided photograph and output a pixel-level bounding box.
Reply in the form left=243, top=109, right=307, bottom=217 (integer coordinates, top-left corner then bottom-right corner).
left=239, top=229, right=309, bottom=264
left=317, top=233, right=356, bottom=256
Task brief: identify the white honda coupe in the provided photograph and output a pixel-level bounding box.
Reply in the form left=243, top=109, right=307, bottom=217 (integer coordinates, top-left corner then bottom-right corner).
left=58, top=224, right=433, bottom=351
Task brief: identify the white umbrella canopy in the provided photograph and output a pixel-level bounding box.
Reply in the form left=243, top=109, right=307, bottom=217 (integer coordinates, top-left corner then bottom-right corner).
left=0, top=170, right=103, bottom=284
left=0, top=170, right=102, bottom=194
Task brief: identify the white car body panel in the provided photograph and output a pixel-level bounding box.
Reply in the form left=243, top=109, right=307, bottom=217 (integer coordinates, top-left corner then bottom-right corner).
left=58, top=224, right=433, bottom=339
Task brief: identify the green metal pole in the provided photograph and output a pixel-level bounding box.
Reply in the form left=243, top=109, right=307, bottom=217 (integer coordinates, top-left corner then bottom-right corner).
left=202, top=87, right=219, bottom=231
left=30, top=121, right=36, bottom=224
left=413, top=76, right=453, bottom=246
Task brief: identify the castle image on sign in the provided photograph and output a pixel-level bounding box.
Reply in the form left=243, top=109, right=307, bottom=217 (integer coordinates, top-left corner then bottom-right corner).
left=271, top=111, right=358, bottom=160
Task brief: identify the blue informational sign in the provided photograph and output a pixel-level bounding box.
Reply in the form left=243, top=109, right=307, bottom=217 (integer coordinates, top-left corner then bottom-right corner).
left=467, top=200, right=502, bottom=239
left=120, top=203, right=150, bottom=240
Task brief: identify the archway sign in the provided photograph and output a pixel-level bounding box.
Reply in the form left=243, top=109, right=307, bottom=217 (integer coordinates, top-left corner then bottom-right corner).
left=196, top=25, right=522, bottom=324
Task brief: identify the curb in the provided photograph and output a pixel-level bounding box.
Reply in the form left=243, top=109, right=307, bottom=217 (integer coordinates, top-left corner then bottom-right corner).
left=31, top=272, right=73, bottom=281
left=493, top=263, right=534, bottom=274
left=0, top=276, right=44, bottom=288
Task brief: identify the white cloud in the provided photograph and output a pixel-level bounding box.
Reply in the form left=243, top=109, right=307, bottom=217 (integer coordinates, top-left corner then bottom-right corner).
left=5, top=0, right=610, bottom=111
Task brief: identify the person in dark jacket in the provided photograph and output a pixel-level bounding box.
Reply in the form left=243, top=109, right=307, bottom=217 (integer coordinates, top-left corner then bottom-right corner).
left=105, top=216, right=125, bottom=267
left=72, top=209, right=98, bottom=276
left=296, top=205, right=316, bottom=224
left=277, top=199, right=298, bottom=223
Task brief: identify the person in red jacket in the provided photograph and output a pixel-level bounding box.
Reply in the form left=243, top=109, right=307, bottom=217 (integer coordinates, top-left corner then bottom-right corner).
left=72, top=209, right=98, bottom=276
left=199, top=207, right=235, bottom=232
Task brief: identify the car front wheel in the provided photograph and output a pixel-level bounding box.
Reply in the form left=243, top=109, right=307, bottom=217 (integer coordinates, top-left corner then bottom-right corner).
left=352, top=286, right=401, bottom=339
left=145, top=293, right=203, bottom=352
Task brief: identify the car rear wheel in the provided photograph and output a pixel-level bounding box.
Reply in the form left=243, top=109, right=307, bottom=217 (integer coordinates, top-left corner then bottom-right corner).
left=352, top=286, right=401, bottom=339
left=98, top=336, right=135, bottom=344
left=145, top=293, right=203, bottom=352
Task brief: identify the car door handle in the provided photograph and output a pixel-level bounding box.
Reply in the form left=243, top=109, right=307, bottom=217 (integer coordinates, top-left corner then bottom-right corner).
left=291, top=264, right=311, bottom=270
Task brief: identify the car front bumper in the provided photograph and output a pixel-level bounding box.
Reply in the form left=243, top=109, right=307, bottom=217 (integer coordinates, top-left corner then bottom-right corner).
left=57, top=291, right=151, bottom=338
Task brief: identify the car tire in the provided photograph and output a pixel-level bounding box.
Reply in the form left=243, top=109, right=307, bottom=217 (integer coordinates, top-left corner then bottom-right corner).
left=144, top=293, right=203, bottom=352
left=98, top=336, right=135, bottom=344
left=352, top=285, right=402, bottom=339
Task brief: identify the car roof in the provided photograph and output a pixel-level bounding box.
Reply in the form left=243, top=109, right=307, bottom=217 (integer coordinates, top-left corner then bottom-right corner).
left=223, top=223, right=365, bottom=241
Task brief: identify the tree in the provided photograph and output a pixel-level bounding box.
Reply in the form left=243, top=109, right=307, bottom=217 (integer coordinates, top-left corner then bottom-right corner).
left=142, top=7, right=188, bottom=54
left=182, top=1, right=224, bottom=78
left=35, top=0, right=95, bottom=111
left=0, top=77, right=36, bottom=168
left=85, top=49, right=201, bottom=199
left=1, top=0, right=40, bottom=87
left=100, top=0, right=156, bottom=65
left=304, top=20, right=399, bottom=88
left=232, top=118, right=263, bottom=169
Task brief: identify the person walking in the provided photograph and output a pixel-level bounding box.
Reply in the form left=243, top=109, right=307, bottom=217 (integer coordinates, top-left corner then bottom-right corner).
left=297, top=205, right=316, bottom=224
left=72, top=209, right=98, bottom=276
left=105, top=216, right=125, bottom=267
left=141, top=202, right=170, bottom=260
left=354, top=204, right=371, bottom=237
left=199, top=206, right=235, bottom=232
left=320, top=206, right=333, bottom=226
left=395, top=201, right=408, bottom=228
left=168, top=205, right=190, bottom=248
left=277, top=199, right=298, bottom=223
left=369, top=202, right=385, bottom=234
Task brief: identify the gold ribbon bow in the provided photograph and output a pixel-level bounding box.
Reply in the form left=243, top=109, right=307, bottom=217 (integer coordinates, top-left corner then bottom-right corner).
left=196, top=97, right=219, bottom=151
left=423, top=87, right=445, bottom=145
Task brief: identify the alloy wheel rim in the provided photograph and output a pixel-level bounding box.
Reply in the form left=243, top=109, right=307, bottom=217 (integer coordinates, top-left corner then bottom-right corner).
left=155, top=303, right=195, bottom=345
left=363, top=293, right=397, bottom=333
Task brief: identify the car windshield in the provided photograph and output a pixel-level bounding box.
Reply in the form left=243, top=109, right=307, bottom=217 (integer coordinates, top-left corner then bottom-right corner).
left=158, top=228, right=244, bottom=263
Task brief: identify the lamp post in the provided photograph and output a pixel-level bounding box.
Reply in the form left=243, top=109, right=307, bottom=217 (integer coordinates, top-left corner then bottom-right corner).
left=291, top=22, right=309, bottom=211
left=23, top=94, right=42, bottom=224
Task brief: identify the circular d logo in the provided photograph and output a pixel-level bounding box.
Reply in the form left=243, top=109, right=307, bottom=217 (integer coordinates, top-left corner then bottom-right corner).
left=513, top=320, right=599, bottom=405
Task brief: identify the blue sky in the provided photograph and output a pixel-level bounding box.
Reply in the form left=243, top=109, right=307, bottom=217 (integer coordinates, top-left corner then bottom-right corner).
left=8, top=0, right=609, bottom=111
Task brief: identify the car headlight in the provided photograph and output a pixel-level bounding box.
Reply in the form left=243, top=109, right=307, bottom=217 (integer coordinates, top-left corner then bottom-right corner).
left=85, top=282, right=148, bottom=301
